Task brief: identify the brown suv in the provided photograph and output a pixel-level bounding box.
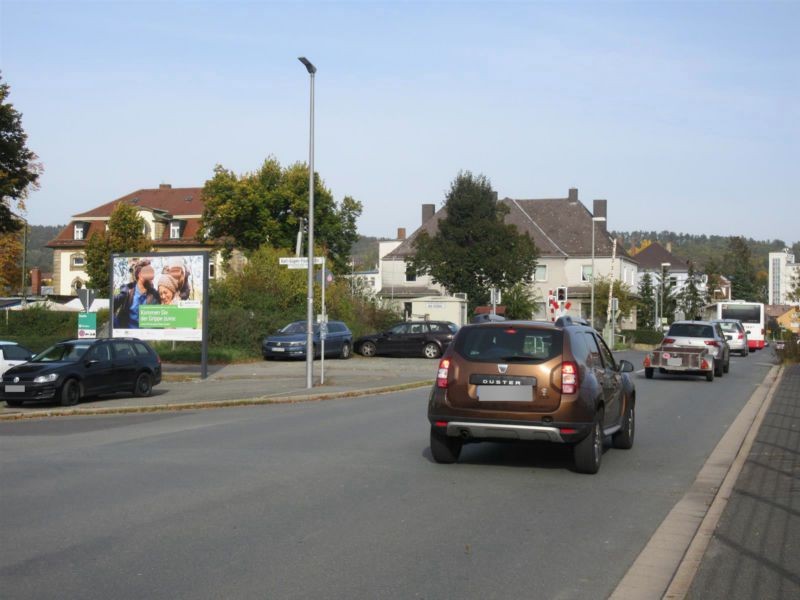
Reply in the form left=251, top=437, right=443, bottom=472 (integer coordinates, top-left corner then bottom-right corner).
left=427, top=317, right=636, bottom=473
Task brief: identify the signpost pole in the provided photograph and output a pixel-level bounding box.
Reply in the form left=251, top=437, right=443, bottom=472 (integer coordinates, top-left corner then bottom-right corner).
left=201, top=252, right=209, bottom=379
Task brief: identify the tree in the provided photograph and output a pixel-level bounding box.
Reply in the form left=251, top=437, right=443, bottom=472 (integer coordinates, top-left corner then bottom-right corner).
left=0, top=229, right=23, bottom=293
left=636, top=272, right=655, bottom=330
left=1, top=73, right=42, bottom=234
left=591, top=276, right=635, bottom=330
left=199, top=157, right=362, bottom=274
left=725, top=236, right=759, bottom=301
left=788, top=268, right=800, bottom=304
left=660, top=269, right=678, bottom=325
left=502, top=282, right=541, bottom=320
left=703, top=256, right=725, bottom=301
left=410, top=171, right=539, bottom=310
left=678, top=261, right=706, bottom=320
left=84, top=203, right=151, bottom=296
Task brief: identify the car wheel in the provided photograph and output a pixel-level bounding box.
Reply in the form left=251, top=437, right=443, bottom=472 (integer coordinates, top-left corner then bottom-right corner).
left=612, top=401, right=635, bottom=450
left=715, top=358, right=724, bottom=377
left=60, top=378, right=81, bottom=407
left=574, top=411, right=603, bottom=474
left=134, top=372, right=153, bottom=397
left=339, top=342, right=352, bottom=360
left=360, top=341, right=377, bottom=357
left=423, top=342, right=441, bottom=359
left=723, top=357, right=730, bottom=373
left=430, top=427, right=462, bottom=464
left=706, top=366, right=715, bottom=382
left=5, top=399, right=23, bottom=408
left=645, top=367, right=654, bottom=379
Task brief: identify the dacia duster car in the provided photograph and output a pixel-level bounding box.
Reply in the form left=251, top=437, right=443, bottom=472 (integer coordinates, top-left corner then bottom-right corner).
left=427, top=317, right=636, bottom=474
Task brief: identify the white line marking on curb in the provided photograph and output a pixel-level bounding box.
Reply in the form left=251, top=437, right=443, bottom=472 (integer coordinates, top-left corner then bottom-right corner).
left=608, top=364, right=781, bottom=600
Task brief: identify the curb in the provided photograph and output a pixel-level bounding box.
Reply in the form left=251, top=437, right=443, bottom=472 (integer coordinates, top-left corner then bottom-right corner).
left=0, top=380, right=434, bottom=421
left=609, top=364, right=783, bottom=600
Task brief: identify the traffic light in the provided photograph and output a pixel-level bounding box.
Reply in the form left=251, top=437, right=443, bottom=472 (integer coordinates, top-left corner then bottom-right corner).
left=556, top=286, right=568, bottom=302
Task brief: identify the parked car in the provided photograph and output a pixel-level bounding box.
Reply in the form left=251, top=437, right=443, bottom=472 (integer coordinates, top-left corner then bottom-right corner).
left=262, top=320, right=353, bottom=360
left=712, top=319, right=749, bottom=356
left=427, top=316, right=636, bottom=474
left=1, top=338, right=162, bottom=408
left=0, top=341, right=35, bottom=376
left=355, top=321, right=459, bottom=359
left=644, top=320, right=730, bottom=381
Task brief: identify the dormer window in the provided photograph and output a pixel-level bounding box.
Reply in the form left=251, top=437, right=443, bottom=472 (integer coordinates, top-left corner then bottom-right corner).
left=170, top=221, right=182, bottom=239
left=73, top=223, right=86, bottom=240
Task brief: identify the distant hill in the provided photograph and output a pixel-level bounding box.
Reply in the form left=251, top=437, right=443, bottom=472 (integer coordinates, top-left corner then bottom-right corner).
left=26, top=225, right=62, bottom=273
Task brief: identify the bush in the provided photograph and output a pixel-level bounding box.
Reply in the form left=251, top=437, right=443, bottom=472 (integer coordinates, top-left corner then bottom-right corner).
left=624, top=329, right=664, bottom=345
left=0, top=306, right=78, bottom=351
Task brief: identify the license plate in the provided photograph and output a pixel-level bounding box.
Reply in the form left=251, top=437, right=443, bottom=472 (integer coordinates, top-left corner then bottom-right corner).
left=667, top=357, right=682, bottom=367
left=272, top=347, right=285, bottom=352
left=5, top=385, right=25, bottom=393
left=477, top=385, right=533, bottom=402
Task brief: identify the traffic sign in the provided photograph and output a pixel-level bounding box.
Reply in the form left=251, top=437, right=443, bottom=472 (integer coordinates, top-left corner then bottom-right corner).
left=78, top=288, right=95, bottom=311
left=279, top=257, right=324, bottom=268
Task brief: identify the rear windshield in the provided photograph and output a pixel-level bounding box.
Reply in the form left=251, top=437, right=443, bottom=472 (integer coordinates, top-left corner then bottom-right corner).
left=668, top=323, right=714, bottom=338
left=716, top=322, right=741, bottom=332
left=454, top=326, right=563, bottom=363
left=720, top=304, right=760, bottom=323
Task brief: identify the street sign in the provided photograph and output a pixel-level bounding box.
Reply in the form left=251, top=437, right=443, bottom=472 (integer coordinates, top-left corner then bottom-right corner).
left=78, top=312, right=97, bottom=338
left=78, top=288, right=95, bottom=311
left=279, top=257, right=324, bottom=269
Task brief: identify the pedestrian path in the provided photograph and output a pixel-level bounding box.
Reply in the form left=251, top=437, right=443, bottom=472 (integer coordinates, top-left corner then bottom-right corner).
left=686, top=364, right=800, bottom=599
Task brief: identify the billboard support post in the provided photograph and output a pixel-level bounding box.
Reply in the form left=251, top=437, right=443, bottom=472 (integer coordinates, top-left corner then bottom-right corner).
left=201, top=252, right=209, bottom=379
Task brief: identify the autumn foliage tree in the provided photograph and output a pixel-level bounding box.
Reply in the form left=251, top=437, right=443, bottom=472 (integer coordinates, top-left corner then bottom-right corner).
left=0, top=229, right=23, bottom=293
left=84, top=203, right=151, bottom=296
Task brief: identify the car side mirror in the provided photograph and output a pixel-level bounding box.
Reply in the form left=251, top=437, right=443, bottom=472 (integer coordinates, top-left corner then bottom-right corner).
left=84, top=359, right=98, bottom=367
left=618, top=359, right=635, bottom=373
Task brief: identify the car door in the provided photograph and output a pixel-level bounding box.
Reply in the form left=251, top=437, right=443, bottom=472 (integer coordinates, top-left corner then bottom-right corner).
left=324, top=322, right=343, bottom=356
left=1, top=344, right=33, bottom=376
left=82, top=342, right=114, bottom=395
left=404, top=323, right=428, bottom=356
left=111, top=341, right=138, bottom=390
left=590, top=333, right=623, bottom=427
left=380, top=324, right=410, bottom=355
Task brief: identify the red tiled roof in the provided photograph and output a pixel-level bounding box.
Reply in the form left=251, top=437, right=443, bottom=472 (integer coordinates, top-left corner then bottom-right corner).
left=74, top=186, right=203, bottom=218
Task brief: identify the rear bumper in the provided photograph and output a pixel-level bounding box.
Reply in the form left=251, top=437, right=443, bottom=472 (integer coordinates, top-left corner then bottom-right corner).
left=429, top=416, right=592, bottom=443
left=748, top=340, right=765, bottom=350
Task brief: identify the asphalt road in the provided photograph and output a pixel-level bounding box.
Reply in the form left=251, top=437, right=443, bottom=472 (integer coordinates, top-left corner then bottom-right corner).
left=0, top=350, right=777, bottom=599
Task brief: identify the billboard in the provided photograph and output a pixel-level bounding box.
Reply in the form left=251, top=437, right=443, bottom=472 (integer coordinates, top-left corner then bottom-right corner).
left=110, top=252, right=208, bottom=342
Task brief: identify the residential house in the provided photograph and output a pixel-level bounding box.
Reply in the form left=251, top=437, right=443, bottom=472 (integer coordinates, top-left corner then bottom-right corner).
left=377, top=189, right=639, bottom=327
left=47, top=184, right=223, bottom=296
left=776, top=306, right=800, bottom=335
left=768, top=249, right=800, bottom=306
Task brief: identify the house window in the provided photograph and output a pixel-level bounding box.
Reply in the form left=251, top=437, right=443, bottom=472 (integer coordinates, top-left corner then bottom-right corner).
left=581, top=265, right=593, bottom=282
left=73, top=224, right=85, bottom=240
left=170, top=221, right=182, bottom=239
left=405, top=265, right=417, bottom=282
left=71, top=255, right=86, bottom=268
left=142, top=222, right=151, bottom=237
left=209, top=263, right=216, bottom=279
left=534, top=265, right=548, bottom=282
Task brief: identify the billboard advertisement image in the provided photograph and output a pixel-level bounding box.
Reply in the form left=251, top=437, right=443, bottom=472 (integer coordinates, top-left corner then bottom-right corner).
left=111, top=252, right=207, bottom=342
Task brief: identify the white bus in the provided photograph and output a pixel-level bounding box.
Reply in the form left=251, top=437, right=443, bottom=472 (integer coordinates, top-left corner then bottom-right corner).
left=705, top=300, right=766, bottom=350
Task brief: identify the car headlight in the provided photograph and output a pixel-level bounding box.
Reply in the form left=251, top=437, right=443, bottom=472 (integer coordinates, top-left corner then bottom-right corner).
left=288, top=341, right=305, bottom=346
left=33, top=373, right=58, bottom=383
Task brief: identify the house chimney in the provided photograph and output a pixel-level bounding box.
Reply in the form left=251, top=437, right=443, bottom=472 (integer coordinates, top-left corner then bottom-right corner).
left=397, top=227, right=406, bottom=240
left=159, top=183, right=172, bottom=190
left=666, top=241, right=673, bottom=253
left=30, top=267, right=42, bottom=295
left=568, top=188, right=578, bottom=202
left=593, top=199, right=607, bottom=231
left=421, top=204, right=435, bottom=224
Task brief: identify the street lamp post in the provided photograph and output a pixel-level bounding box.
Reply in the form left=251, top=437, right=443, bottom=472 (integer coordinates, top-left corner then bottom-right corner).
left=590, top=216, right=606, bottom=330
left=660, top=262, right=671, bottom=330
left=299, top=56, right=316, bottom=390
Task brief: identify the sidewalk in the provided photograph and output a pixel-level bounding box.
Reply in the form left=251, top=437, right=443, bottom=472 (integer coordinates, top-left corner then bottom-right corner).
left=0, top=356, right=439, bottom=418
left=686, top=363, right=800, bottom=599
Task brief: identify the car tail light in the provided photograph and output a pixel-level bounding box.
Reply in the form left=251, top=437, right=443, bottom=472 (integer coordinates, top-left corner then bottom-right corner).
left=643, top=355, right=651, bottom=368
left=662, top=338, right=676, bottom=345
left=738, top=333, right=744, bottom=340
left=704, top=340, right=719, bottom=347
left=436, top=359, right=450, bottom=388
left=560, top=428, right=578, bottom=435
left=701, top=359, right=710, bottom=370
left=561, top=361, right=578, bottom=394
left=434, top=421, right=448, bottom=428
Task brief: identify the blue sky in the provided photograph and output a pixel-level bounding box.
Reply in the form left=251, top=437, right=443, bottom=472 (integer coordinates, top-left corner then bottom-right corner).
left=2, top=0, right=798, bottom=244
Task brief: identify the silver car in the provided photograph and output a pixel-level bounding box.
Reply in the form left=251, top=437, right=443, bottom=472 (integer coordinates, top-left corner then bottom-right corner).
left=645, top=320, right=731, bottom=381
left=712, top=319, right=749, bottom=356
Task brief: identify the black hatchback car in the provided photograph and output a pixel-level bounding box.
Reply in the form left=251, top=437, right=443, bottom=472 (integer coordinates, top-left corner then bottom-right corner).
left=1, top=338, right=162, bottom=407
left=355, top=321, right=459, bottom=359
